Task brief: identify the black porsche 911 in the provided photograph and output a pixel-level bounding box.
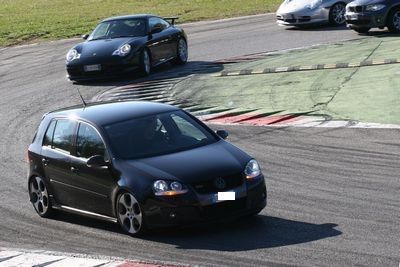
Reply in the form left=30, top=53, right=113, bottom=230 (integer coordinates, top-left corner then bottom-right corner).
left=66, top=14, right=188, bottom=81
left=27, top=101, right=267, bottom=236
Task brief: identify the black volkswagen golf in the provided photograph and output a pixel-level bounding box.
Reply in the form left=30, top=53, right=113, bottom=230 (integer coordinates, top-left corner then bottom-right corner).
left=27, top=101, right=267, bottom=236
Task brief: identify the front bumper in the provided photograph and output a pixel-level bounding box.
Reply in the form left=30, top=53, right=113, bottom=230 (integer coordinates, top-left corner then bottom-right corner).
left=276, top=8, right=329, bottom=26
left=143, top=176, right=267, bottom=229
left=66, top=52, right=141, bottom=81
left=345, top=9, right=387, bottom=28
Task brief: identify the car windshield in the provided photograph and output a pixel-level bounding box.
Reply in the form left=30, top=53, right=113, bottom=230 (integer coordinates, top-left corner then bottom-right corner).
left=103, top=110, right=219, bottom=159
left=89, top=19, right=147, bottom=40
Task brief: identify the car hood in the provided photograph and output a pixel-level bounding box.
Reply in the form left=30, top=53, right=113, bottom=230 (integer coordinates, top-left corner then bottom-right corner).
left=347, top=0, right=383, bottom=6
left=277, top=0, right=314, bottom=13
left=123, top=141, right=251, bottom=185
left=76, top=37, right=139, bottom=58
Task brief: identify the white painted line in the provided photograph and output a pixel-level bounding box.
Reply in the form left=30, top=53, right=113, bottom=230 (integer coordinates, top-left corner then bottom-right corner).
left=206, top=116, right=400, bottom=129
left=0, top=253, right=64, bottom=267
left=0, top=250, right=21, bottom=257
left=0, top=248, right=180, bottom=267
left=47, top=257, right=110, bottom=267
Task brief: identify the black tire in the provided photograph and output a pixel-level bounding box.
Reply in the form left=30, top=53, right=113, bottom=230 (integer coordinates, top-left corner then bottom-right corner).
left=28, top=176, right=54, bottom=218
left=247, top=208, right=263, bottom=218
left=329, top=2, right=346, bottom=26
left=353, top=27, right=370, bottom=34
left=139, top=49, right=151, bottom=76
left=387, top=7, right=400, bottom=33
left=116, top=191, right=146, bottom=236
left=173, top=38, right=188, bottom=65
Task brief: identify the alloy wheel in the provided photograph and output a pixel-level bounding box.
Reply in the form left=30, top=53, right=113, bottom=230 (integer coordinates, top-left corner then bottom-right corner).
left=178, top=39, right=188, bottom=63
left=117, top=192, right=143, bottom=235
left=332, top=3, right=346, bottom=25
left=393, top=11, right=400, bottom=30
left=142, top=50, right=151, bottom=75
left=30, top=177, right=50, bottom=216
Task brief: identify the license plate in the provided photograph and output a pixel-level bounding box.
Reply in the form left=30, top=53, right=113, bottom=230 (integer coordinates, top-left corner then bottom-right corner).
left=217, top=192, right=236, bottom=201
left=348, top=14, right=359, bottom=20
left=84, top=64, right=101, bottom=72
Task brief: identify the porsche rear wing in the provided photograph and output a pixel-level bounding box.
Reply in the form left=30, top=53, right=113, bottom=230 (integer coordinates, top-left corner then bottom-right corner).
left=164, top=16, right=179, bottom=25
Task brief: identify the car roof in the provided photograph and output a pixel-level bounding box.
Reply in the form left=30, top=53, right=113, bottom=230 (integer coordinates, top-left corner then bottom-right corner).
left=102, top=14, right=158, bottom=22
left=47, top=101, right=180, bottom=126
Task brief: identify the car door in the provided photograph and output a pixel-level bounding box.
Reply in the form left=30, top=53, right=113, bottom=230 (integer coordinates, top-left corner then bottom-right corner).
left=41, top=118, right=78, bottom=206
left=147, top=17, right=174, bottom=64
left=68, top=121, right=116, bottom=217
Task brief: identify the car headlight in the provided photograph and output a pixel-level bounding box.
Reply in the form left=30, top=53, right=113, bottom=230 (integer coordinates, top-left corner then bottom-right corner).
left=244, top=159, right=262, bottom=179
left=307, top=0, right=322, bottom=9
left=153, top=180, right=188, bottom=196
left=66, top=49, right=80, bottom=62
left=112, top=44, right=131, bottom=56
left=365, top=4, right=385, bottom=11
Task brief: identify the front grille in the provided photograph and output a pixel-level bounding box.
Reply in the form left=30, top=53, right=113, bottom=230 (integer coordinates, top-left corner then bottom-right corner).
left=298, top=16, right=311, bottom=22
left=277, top=16, right=311, bottom=23
left=202, top=197, right=247, bottom=218
left=346, top=19, right=371, bottom=25
left=67, top=64, right=128, bottom=78
left=192, top=173, right=244, bottom=194
left=349, top=6, right=364, bottom=12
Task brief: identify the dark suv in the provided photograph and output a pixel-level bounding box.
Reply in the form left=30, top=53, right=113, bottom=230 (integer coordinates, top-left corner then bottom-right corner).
left=345, top=0, right=400, bottom=33
left=27, top=101, right=267, bottom=236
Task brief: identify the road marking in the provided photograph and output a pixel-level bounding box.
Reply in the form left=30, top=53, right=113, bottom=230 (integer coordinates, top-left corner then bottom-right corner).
left=0, top=248, right=180, bottom=267
left=212, top=57, right=400, bottom=77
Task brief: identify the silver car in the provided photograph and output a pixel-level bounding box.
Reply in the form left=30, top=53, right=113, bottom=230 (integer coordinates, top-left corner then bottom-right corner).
left=276, top=0, right=353, bottom=26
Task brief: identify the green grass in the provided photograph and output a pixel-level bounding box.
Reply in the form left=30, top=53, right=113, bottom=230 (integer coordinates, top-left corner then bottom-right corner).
left=0, top=0, right=280, bottom=47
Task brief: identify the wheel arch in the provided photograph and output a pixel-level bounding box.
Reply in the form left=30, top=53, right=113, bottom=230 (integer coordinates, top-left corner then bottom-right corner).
left=111, top=186, right=143, bottom=218
left=386, top=4, right=400, bottom=24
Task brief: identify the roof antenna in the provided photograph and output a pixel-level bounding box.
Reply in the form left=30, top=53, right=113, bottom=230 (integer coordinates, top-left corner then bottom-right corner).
left=76, top=87, right=87, bottom=108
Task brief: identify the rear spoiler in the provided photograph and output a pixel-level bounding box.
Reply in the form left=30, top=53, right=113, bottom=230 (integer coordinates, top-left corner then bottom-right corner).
left=164, top=16, right=179, bottom=25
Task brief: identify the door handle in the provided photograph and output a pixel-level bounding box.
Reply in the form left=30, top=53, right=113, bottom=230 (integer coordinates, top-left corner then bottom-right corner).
left=70, top=166, right=79, bottom=173
left=42, top=158, right=49, bottom=166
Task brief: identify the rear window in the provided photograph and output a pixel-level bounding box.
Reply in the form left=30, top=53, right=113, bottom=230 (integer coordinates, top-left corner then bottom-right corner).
left=43, top=120, right=56, bottom=147
left=43, top=119, right=76, bottom=154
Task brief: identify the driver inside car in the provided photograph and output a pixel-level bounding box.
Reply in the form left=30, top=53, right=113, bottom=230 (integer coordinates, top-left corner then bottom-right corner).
left=130, top=116, right=169, bottom=155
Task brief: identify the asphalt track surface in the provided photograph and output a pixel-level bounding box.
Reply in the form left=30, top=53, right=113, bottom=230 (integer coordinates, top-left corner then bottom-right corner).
left=0, top=14, right=399, bottom=266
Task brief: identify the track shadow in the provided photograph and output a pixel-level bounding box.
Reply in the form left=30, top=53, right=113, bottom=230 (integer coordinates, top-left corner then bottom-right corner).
left=50, top=212, right=341, bottom=251
left=366, top=30, right=400, bottom=37
left=144, top=215, right=341, bottom=251
left=49, top=211, right=124, bottom=234
left=74, top=60, right=224, bottom=88
left=285, top=24, right=349, bottom=31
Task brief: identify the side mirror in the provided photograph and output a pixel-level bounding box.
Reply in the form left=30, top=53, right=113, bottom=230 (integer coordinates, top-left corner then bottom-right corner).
left=216, top=130, right=229, bottom=140
left=150, top=27, right=163, bottom=34
left=87, top=155, right=108, bottom=168
left=82, top=34, right=89, bottom=40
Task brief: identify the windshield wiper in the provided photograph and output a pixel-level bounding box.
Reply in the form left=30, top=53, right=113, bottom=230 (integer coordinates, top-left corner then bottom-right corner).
left=90, top=37, right=108, bottom=41
left=110, top=35, right=137, bottom=39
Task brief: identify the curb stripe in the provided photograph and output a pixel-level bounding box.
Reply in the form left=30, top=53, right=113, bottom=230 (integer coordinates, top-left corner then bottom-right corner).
left=213, top=57, right=400, bottom=77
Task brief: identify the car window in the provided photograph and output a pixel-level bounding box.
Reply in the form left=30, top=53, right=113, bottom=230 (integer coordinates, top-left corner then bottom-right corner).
left=90, top=23, right=109, bottom=40
left=52, top=119, right=76, bottom=154
left=43, top=120, right=57, bottom=147
left=89, top=19, right=147, bottom=40
left=149, top=17, right=170, bottom=32
left=76, top=123, right=106, bottom=159
left=170, top=114, right=208, bottom=141
left=104, top=110, right=217, bottom=159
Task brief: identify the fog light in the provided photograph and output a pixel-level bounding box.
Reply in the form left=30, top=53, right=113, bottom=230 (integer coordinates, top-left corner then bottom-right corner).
left=169, top=213, right=176, bottom=219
